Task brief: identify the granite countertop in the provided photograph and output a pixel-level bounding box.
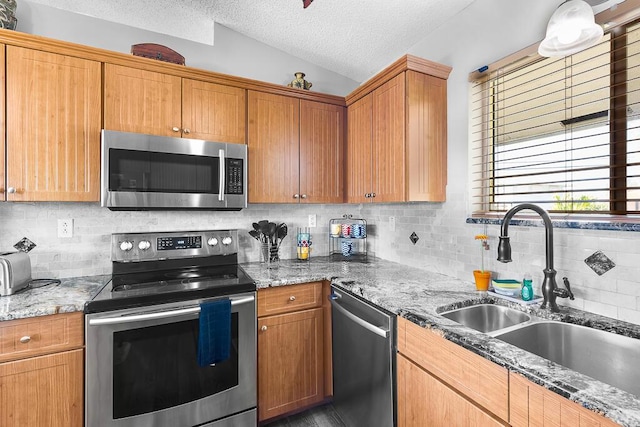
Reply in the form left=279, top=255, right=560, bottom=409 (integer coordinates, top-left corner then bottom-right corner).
left=0, top=275, right=108, bottom=321
left=243, top=257, right=640, bottom=427
left=2, top=257, right=638, bottom=425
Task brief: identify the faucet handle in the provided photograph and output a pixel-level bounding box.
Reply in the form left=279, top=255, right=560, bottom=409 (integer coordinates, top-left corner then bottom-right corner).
left=562, top=277, right=575, bottom=300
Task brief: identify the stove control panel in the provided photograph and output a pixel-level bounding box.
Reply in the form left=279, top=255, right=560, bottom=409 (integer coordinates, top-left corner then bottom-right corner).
left=111, top=230, right=238, bottom=262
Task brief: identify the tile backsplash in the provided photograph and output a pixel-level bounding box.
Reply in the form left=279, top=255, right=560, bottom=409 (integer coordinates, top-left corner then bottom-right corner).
left=0, top=202, right=357, bottom=278
left=2, top=198, right=639, bottom=325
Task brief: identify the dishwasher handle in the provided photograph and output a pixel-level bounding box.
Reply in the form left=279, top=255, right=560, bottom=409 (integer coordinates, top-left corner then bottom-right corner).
left=330, top=296, right=389, bottom=338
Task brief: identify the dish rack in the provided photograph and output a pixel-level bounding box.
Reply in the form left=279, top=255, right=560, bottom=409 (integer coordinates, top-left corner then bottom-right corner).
left=329, top=215, right=367, bottom=261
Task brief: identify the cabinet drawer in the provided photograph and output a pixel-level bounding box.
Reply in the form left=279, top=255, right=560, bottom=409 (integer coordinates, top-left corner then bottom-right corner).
left=397, top=317, right=509, bottom=422
left=258, top=282, right=323, bottom=317
left=0, top=313, right=84, bottom=363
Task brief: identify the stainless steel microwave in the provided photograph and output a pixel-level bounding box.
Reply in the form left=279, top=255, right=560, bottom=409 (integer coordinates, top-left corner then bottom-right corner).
left=101, top=130, right=247, bottom=210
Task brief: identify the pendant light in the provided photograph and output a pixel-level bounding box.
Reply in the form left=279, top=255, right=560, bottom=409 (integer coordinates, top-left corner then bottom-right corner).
left=538, top=0, right=604, bottom=57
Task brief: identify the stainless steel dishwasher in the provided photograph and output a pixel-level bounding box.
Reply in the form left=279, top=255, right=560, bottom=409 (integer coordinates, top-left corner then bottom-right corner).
left=330, top=286, right=396, bottom=427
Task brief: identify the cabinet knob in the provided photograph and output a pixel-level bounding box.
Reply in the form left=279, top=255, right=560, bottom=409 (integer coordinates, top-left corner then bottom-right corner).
left=372, top=193, right=376, bottom=198
left=293, top=194, right=299, bottom=199
left=7, top=187, right=16, bottom=194
left=183, top=128, right=191, bottom=134
left=301, top=194, right=307, bottom=199
left=19, top=336, right=31, bottom=344
left=289, top=296, right=296, bottom=301
left=261, top=325, right=267, bottom=332
left=172, top=127, right=180, bottom=132
left=365, top=193, right=370, bottom=198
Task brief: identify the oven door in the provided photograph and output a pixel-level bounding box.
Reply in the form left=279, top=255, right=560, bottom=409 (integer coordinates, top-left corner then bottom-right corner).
left=85, top=293, right=256, bottom=427
left=101, top=130, right=247, bottom=210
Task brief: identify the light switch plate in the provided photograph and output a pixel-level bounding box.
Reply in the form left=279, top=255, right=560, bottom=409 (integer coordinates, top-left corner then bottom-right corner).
left=308, top=214, right=317, bottom=228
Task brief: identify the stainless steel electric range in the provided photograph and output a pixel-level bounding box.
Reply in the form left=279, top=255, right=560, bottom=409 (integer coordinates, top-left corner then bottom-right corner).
left=85, top=230, right=257, bottom=427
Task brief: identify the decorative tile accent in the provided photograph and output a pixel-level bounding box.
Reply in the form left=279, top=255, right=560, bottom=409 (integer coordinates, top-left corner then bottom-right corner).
left=13, top=237, right=36, bottom=253
left=410, top=232, right=419, bottom=245
left=584, top=250, right=616, bottom=276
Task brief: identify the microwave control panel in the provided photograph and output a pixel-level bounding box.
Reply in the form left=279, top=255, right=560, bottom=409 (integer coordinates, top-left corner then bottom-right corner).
left=226, top=158, right=244, bottom=195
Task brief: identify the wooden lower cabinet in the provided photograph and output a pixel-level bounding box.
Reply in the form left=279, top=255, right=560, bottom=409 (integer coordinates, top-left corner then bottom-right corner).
left=509, top=372, right=620, bottom=427
left=258, top=307, right=324, bottom=422
left=398, top=354, right=505, bottom=427
left=0, top=349, right=83, bottom=427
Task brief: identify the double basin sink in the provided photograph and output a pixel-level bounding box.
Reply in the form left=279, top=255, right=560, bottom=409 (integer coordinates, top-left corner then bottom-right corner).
left=439, top=304, right=640, bottom=398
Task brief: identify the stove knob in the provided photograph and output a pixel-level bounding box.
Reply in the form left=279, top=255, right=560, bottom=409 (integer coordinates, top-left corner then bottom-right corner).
left=119, top=241, right=133, bottom=252
left=207, top=237, right=219, bottom=247
left=138, top=240, right=151, bottom=251
left=222, top=236, right=233, bottom=246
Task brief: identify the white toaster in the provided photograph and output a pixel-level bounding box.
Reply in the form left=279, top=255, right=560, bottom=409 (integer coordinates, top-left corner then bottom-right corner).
left=0, top=251, right=32, bottom=296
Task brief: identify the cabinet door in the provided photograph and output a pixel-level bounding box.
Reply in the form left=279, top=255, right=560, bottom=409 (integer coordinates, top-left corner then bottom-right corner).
left=0, top=349, right=83, bottom=427
left=299, top=100, right=345, bottom=203
left=406, top=70, right=447, bottom=202
left=104, top=64, right=182, bottom=137
left=0, top=44, right=5, bottom=200
left=182, top=79, right=246, bottom=144
left=346, top=94, right=373, bottom=203
left=258, top=308, right=324, bottom=421
left=6, top=47, right=101, bottom=201
left=509, top=373, right=620, bottom=427
left=248, top=91, right=300, bottom=203
left=398, top=354, right=504, bottom=427
left=373, top=73, right=406, bottom=202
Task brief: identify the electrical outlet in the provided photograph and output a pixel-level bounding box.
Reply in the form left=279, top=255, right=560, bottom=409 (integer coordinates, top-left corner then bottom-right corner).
left=58, top=219, right=74, bottom=238
left=308, top=214, right=317, bottom=228
left=389, top=216, right=396, bottom=231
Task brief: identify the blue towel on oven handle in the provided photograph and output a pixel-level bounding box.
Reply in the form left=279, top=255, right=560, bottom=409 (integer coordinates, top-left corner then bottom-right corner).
left=197, top=299, right=231, bottom=367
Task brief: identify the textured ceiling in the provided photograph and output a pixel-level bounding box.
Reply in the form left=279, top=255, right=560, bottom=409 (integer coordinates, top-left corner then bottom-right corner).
left=192, top=0, right=478, bottom=82
left=28, top=0, right=477, bottom=83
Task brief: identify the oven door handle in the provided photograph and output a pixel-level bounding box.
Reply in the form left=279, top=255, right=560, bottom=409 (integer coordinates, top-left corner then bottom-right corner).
left=88, top=295, right=254, bottom=326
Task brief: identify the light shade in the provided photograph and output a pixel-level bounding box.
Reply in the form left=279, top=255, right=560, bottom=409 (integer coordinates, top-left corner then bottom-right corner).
left=538, top=0, right=604, bottom=57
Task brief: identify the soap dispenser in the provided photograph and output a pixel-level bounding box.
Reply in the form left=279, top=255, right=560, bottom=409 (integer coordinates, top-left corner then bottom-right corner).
left=521, top=273, right=533, bottom=301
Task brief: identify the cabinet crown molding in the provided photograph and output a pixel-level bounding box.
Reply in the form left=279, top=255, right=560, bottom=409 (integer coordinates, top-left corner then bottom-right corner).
left=346, top=54, right=452, bottom=106
left=0, top=28, right=345, bottom=106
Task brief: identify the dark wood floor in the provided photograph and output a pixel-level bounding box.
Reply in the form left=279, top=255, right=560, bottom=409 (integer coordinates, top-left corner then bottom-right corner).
left=263, top=404, right=346, bottom=427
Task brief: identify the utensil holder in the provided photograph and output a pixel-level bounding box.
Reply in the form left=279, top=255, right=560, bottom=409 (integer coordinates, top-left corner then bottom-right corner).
left=261, top=242, right=280, bottom=268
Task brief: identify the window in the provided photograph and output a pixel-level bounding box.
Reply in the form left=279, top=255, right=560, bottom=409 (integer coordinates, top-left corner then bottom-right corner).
left=470, top=20, right=640, bottom=216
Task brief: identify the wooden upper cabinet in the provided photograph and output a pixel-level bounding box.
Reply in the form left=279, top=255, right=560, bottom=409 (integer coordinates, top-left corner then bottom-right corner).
left=6, top=46, right=101, bottom=202
left=345, top=55, right=450, bottom=203
left=104, top=64, right=247, bottom=143
left=0, top=44, right=5, bottom=200
left=104, top=64, right=182, bottom=137
left=373, top=73, right=406, bottom=202
left=182, top=79, right=246, bottom=144
left=299, top=100, right=345, bottom=203
left=248, top=91, right=300, bottom=203
left=406, top=70, right=447, bottom=202
left=346, top=94, right=372, bottom=204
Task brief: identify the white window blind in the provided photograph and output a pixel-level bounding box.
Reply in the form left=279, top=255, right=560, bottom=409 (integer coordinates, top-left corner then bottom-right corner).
left=470, top=20, right=640, bottom=215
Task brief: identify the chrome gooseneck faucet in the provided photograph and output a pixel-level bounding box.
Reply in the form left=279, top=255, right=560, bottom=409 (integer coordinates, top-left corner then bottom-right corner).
left=497, top=203, right=573, bottom=312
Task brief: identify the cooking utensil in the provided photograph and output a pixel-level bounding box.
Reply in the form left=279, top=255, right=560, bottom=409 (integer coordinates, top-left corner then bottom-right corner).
left=277, top=223, right=288, bottom=242
left=248, top=230, right=260, bottom=241
left=267, top=222, right=277, bottom=245
left=252, top=222, right=261, bottom=232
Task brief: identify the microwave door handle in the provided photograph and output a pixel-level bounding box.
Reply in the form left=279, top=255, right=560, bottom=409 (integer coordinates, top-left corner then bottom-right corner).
left=219, top=149, right=225, bottom=202
left=88, top=295, right=254, bottom=326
